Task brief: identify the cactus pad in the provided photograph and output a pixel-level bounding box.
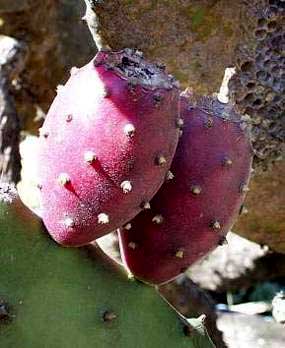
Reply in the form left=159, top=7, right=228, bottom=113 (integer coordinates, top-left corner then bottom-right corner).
left=0, top=185, right=214, bottom=348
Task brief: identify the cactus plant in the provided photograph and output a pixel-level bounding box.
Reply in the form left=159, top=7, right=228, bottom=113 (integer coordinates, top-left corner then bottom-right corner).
left=0, top=184, right=215, bottom=348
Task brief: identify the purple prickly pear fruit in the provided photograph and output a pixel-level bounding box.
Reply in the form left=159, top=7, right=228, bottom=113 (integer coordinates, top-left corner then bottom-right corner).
left=37, top=49, right=180, bottom=247
left=118, top=92, right=253, bottom=285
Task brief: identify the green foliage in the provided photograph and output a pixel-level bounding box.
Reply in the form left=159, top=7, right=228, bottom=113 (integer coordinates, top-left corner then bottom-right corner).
left=0, top=194, right=215, bottom=348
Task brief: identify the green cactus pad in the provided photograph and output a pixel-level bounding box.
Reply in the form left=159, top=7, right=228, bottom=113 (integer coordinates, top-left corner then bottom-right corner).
left=0, top=186, right=215, bottom=348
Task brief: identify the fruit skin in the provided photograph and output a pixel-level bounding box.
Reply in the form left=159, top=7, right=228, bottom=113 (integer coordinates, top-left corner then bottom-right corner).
left=37, top=49, right=180, bottom=247
left=119, top=93, right=253, bottom=285
left=0, top=184, right=214, bottom=348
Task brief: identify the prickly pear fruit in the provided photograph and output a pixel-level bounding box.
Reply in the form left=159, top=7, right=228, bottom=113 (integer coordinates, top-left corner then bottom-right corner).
left=37, top=49, right=180, bottom=247
left=118, top=93, right=253, bottom=285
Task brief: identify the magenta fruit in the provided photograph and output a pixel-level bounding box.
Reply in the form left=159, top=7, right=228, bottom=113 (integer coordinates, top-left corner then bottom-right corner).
left=118, top=93, right=253, bottom=284
left=37, top=49, right=180, bottom=246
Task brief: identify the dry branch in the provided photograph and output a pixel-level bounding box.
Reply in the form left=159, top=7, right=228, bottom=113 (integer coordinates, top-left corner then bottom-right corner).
left=0, top=36, right=27, bottom=183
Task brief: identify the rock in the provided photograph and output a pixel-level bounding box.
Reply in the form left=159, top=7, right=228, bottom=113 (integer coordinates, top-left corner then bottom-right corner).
left=272, top=292, right=285, bottom=325
left=187, top=232, right=285, bottom=292
left=0, top=0, right=93, bottom=132
left=234, top=161, right=285, bottom=253
left=0, top=0, right=30, bottom=13
left=217, top=312, right=285, bottom=348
